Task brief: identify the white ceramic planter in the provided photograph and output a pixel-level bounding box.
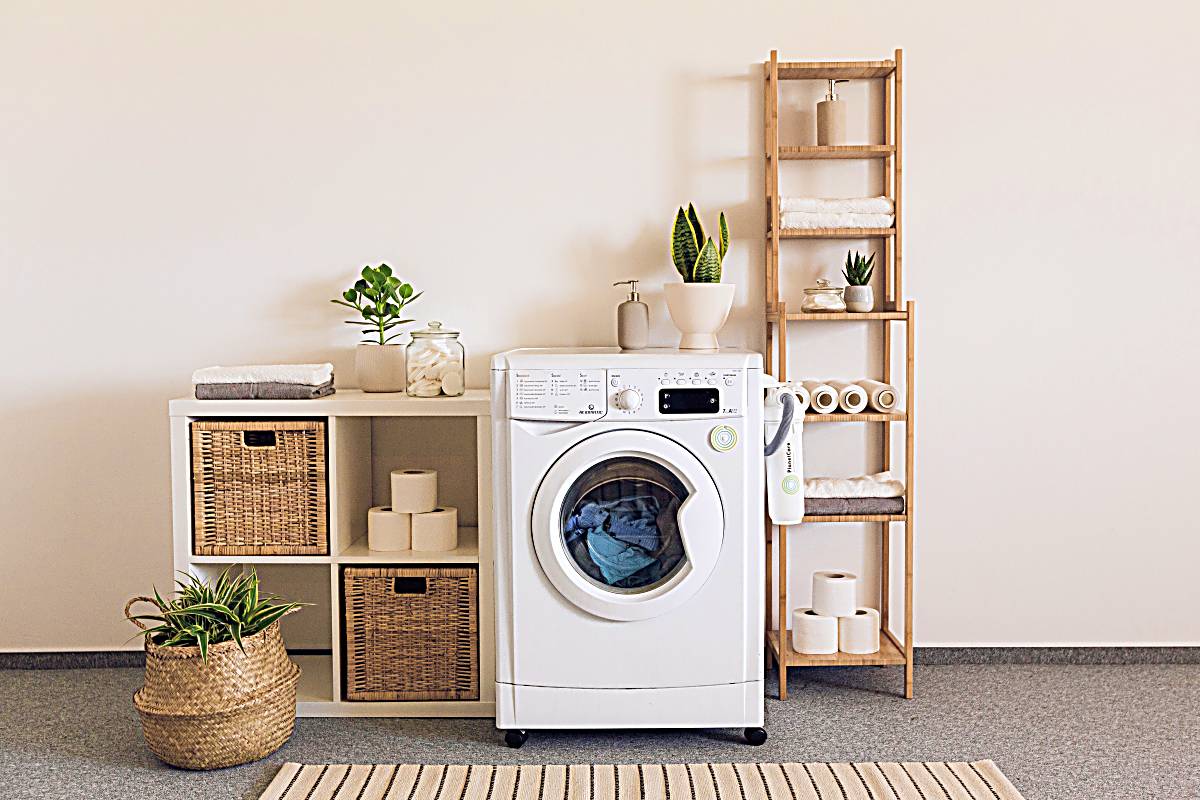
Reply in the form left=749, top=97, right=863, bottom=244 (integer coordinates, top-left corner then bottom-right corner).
left=664, top=283, right=736, bottom=350
left=355, top=343, right=405, bottom=392
left=844, top=285, right=874, bottom=313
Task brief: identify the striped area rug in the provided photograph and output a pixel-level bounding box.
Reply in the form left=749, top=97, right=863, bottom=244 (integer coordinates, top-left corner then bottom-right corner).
left=260, top=762, right=1025, bottom=800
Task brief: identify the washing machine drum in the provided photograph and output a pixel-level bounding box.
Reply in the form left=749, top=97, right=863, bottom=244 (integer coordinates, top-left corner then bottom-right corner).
left=531, top=429, right=724, bottom=621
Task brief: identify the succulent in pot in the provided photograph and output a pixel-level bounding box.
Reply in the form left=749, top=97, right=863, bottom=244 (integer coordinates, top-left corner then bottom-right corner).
left=664, top=204, right=736, bottom=350
left=332, top=264, right=422, bottom=392
left=841, top=250, right=875, bottom=313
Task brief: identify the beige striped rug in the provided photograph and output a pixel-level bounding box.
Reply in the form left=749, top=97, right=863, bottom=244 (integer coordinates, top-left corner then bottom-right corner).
left=260, top=762, right=1025, bottom=800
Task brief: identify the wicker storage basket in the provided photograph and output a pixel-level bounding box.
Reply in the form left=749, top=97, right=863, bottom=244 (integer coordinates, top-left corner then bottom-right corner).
left=191, top=419, right=328, bottom=556
left=126, top=597, right=300, bottom=770
left=343, top=566, right=479, bottom=701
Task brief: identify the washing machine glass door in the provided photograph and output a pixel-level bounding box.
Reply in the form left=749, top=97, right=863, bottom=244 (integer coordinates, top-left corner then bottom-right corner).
left=531, top=429, right=723, bottom=621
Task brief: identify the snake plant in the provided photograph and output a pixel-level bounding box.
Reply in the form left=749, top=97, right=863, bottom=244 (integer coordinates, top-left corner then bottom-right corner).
left=671, top=204, right=729, bottom=283
left=128, top=569, right=305, bottom=663
left=842, top=250, right=875, bottom=286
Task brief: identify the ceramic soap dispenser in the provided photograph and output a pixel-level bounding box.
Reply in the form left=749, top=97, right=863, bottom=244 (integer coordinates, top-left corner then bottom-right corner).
left=816, top=79, right=849, bottom=145
left=613, top=279, right=649, bottom=350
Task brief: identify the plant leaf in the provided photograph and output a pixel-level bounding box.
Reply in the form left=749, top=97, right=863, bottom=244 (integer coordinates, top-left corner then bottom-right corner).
left=718, top=212, right=729, bottom=260
left=671, top=207, right=699, bottom=280
left=686, top=203, right=705, bottom=249
left=692, top=238, right=722, bottom=283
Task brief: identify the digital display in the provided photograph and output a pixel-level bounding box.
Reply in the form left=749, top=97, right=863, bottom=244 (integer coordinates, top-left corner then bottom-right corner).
left=658, top=387, right=720, bottom=415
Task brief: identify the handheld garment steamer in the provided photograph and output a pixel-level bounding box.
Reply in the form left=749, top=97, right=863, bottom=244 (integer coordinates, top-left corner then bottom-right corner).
left=764, top=384, right=804, bottom=525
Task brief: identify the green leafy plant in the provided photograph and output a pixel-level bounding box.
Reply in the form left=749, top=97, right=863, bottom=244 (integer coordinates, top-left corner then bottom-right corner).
left=671, top=204, right=729, bottom=283
left=842, top=250, right=875, bottom=286
left=332, top=264, right=422, bottom=345
left=128, top=569, right=306, bottom=663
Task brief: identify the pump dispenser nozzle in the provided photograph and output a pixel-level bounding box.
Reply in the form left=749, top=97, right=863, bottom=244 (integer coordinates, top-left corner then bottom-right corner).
left=613, top=279, right=640, bottom=301
left=824, top=79, right=848, bottom=101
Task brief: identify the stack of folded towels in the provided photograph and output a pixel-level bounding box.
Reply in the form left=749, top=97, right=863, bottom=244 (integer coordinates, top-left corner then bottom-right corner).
left=804, top=471, right=905, bottom=516
left=192, top=364, right=335, bottom=400
left=780, top=196, right=894, bottom=230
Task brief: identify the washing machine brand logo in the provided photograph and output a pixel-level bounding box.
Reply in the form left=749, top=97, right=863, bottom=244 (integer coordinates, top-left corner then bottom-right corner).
left=579, top=404, right=602, bottom=415
left=782, top=474, right=801, bottom=495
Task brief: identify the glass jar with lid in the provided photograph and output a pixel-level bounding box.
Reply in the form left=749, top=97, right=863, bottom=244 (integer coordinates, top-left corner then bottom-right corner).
left=800, top=278, right=847, bottom=313
left=406, top=321, right=465, bottom=397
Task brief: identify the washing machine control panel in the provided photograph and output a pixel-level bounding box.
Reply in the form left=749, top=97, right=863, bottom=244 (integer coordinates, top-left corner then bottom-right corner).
left=508, top=367, right=745, bottom=420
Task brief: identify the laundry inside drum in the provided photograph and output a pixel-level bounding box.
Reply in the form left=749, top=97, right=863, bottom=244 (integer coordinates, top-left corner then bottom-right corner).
left=559, top=457, right=688, bottom=592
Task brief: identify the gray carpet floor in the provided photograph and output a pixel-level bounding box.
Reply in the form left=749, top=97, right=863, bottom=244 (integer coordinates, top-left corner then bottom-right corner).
left=1, top=664, right=1197, bottom=800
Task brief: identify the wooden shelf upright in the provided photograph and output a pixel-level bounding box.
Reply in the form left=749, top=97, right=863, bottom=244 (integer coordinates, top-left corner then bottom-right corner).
left=763, top=49, right=915, bottom=699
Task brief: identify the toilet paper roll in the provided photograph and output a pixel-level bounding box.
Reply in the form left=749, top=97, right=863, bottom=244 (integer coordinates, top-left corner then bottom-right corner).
left=411, top=506, right=458, bottom=551
left=812, top=570, right=858, bottom=617
left=791, top=608, right=838, bottom=655
left=390, top=469, right=437, bottom=513
left=856, top=379, right=897, bottom=412
left=367, top=506, right=411, bottom=551
left=827, top=380, right=869, bottom=414
left=801, top=381, right=838, bottom=414
left=838, top=607, right=881, bottom=654
left=786, top=382, right=811, bottom=414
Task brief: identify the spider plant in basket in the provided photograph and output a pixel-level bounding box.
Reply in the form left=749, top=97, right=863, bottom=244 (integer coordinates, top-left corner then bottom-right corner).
left=124, top=569, right=307, bottom=770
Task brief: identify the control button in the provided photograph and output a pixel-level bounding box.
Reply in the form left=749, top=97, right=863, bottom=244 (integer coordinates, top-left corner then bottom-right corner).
left=724, top=378, right=735, bottom=386
left=615, top=388, right=642, bottom=411
left=705, top=378, right=716, bottom=385
left=610, top=378, right=619, bottom=387
left=691, top=379, right=702, bottom=385
left=709, top=425, right=738, bottom=452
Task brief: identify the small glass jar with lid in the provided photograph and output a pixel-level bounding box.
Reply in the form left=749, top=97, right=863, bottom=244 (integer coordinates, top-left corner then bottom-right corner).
left=800, top=278, right=847, bottom=313
left=406, top=321, right=465, bottom=397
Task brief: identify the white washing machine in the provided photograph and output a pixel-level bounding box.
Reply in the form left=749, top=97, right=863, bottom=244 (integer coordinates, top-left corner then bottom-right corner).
left=491, top=348, right=766, bottom=747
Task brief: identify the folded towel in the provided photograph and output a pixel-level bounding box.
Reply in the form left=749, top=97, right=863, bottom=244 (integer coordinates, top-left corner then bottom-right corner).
left=194, top=380, right=335, bottom=400
left=805, top=497, right=905, bottom=516
left=805, top=471, right=905, bottom=498
left=780, top=212, right=895, bottom=230
left=191, top=363, right=334, bottom=386
left=781, top=196, right=894, bottom=214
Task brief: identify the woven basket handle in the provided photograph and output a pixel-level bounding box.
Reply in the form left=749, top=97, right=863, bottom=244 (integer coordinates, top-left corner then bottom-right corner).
left=124, top=596, right=160, bottom=631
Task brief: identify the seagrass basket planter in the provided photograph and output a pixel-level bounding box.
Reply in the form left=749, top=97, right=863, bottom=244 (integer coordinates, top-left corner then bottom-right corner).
left=126, top=597, right=300, bottom=770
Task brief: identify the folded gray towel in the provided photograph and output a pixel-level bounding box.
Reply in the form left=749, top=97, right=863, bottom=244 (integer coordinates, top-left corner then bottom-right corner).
left=194, top=380, right=335, bottom=400
left=804, top=496, right=905, bottom=516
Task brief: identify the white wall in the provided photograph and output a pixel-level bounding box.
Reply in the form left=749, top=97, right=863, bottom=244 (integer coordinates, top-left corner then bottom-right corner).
left=2, top=1, right=1198, bottom=650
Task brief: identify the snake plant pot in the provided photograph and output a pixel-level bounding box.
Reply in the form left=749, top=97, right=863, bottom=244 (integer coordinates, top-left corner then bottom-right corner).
left=664, top=283, right=736, bottom=350
left=844, top=285, right=874, bottom=313
left=355, top=343, right=405, bottom=392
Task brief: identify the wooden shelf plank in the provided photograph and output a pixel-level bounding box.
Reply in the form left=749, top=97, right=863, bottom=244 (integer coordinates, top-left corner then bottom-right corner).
left=775, top=227, right=895, bottom=239
left=777, top=61, right=895, bottom=80
left=804, top=411, right=906, bottom=422
left=767, top=629, right=906, bottom=667
left=779, top=145, right=894, bottom=160
left=169, top=389, right=492, bottom=418
left=801, top=514, right=907, bottom=523
left=769, top=310, right=908, bottom=321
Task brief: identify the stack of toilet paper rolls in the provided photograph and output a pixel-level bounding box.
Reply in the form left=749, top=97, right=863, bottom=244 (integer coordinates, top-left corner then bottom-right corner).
left=797, top=379, right=897, bottom=414
left=367, top=469, right=459, bottom=552
left=791, top=571, right=880, bottom=655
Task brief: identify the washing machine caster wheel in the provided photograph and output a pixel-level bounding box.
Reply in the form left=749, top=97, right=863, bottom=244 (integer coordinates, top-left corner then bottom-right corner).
left=743, top=727, right=768, bottom=746
left=504, top=730, right=528, bottom=748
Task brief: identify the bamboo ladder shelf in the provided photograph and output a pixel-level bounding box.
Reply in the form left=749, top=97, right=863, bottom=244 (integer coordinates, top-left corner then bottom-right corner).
left=763, top=49, right=915, bottom=699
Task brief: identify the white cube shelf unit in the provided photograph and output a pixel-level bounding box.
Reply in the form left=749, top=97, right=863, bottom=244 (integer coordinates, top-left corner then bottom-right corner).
left=168, top=389, right=495, bottom=718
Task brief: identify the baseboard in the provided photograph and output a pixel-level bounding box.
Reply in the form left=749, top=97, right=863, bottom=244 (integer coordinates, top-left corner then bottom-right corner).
left=0, top=648, right=332, bottom=670
left=914, top=646, right=1200, bottom=665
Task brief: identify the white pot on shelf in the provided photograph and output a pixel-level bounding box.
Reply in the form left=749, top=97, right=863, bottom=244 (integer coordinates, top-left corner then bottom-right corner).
left=355, top=343, right=405, bottom=392
left=844, top=285, right=875, bottom=313
left=664, top=282, right=736, bottom=350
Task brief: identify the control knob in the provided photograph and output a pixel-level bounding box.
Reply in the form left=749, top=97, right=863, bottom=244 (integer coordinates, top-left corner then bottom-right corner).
left=615, top=388, right=642, bottom=411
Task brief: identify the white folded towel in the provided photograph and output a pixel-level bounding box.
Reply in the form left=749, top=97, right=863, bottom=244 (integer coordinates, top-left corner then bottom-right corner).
left=191, top=363, right=334, bottom=386
left=805, top=471, right=905, bottom=499
left=781, top=196, right=894, bottom=214
left=780, top=212, right=895, bottom=230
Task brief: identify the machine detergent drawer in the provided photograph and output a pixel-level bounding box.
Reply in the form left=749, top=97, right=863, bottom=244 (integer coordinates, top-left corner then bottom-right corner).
left=342, top=566, right=479, bottom=702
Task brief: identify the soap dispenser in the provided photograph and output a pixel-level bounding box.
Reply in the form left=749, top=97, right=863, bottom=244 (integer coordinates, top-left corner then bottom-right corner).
left=613, top=280, right=649, bottom=350
left=816, top=79, right=849, bottom=145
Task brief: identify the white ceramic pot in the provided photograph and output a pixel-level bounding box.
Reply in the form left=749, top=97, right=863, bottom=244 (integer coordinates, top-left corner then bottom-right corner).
left=844, top=285, right=874, bottom=313
left=664, top=283, right=736, bottom=350
left=355, top=343, right=405, bottom=392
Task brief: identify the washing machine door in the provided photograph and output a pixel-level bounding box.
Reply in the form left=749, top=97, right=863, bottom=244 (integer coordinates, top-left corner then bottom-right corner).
left=531, top=429, right=723, bottom=621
